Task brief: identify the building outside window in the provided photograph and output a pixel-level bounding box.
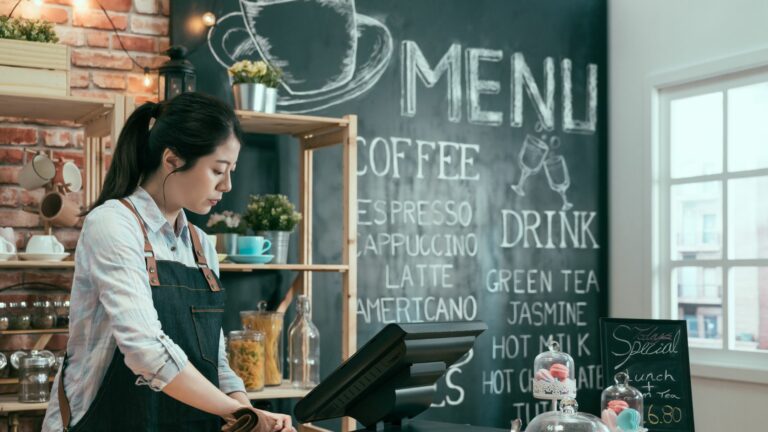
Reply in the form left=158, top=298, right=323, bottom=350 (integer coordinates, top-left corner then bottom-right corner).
left=659, top=72, right=768, bottom=356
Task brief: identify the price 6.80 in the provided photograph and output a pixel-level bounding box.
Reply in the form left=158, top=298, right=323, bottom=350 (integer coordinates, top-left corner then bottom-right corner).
left=646, top=404, right=682, bottom=425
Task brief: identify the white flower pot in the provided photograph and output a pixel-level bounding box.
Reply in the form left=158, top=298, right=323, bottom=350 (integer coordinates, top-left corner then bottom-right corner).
left=264, top=87, right=277, bottom=113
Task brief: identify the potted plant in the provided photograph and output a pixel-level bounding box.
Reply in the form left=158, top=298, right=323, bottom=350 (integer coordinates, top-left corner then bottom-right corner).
left=227, top=60, right=282, bottom=113
left=243, top=194, right=301, bottom=264
left=206, top=211, right=246, bottom=256
left=0, top=16, right=69, bottom=97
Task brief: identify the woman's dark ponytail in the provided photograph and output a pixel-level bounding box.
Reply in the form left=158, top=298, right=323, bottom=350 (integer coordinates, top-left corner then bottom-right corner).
left=85, top=92, right=243, bottom=213
left=86, top=102, right=155, bottom=213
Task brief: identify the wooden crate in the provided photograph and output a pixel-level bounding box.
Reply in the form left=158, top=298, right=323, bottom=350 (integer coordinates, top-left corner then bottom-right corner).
left=0, top=39, right=69, bottom=97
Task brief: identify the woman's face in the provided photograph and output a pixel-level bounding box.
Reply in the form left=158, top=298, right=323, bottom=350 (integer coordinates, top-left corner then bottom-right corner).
left=169, top=133, right=241, bottom=214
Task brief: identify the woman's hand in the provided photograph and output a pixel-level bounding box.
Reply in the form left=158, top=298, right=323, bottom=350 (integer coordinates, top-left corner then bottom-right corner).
left=260, top=409, right=296, bottom=432
left=221, top=406, right=296, bottom=432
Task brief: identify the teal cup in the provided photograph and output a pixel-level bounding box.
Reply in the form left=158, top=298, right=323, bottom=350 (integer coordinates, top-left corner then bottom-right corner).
left=237, top=236, right=272, bottom=256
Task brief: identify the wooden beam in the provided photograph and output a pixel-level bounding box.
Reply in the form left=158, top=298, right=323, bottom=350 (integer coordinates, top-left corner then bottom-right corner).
left=277, top=274, right=301, bottom=314
left=298, top=424, right=334, bottom=432
left=83, top=112, right=111, bottom=137
left=301, top=128, right=348, bottom=150
left=32, top=334, right=53, bottom=351
left=340, top=115, right=358, bottom=432
left=298, top=145, right=314, bottom=301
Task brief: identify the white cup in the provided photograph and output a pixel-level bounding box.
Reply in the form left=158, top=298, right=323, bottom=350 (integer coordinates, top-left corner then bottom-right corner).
left=0, top=227, right=15, bottom=253
left=18, top=154, right=56, bottom=190
left=26, top=235, right=64, bottom=254
left=0, top=237, right=15, bottom=254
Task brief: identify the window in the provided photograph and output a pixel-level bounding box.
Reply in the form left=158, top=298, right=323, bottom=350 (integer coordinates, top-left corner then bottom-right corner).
left=660, top=73, right=768, bottom=359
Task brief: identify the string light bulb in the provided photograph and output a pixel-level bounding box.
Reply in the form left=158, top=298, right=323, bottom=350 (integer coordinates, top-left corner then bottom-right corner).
left=32, top=0, right=44, bottom=7
left=143, top=67, right=152, bottom=87
left=201, top=12, right=216, bottom=27
left=73, top=0, right=88, bottom=10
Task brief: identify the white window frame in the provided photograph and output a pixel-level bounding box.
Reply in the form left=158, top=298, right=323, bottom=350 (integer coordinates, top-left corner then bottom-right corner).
left=647, top=49, right=768, bottom=384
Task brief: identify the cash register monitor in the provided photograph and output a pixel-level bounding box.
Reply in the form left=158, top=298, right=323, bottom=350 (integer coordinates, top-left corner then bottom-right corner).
left=294, top=321, right=487, bottom=429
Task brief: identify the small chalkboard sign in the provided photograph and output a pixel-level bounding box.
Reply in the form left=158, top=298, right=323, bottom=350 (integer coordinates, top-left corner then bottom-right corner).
left=600, top=319, right=695, bottom=432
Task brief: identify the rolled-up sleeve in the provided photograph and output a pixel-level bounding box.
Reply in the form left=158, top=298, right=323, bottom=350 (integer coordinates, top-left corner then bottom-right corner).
left=217, top=328, right=246, bottom=394
left=202, top=228, right=246, bottom=395
left=84, top=207, right=188, bottom=391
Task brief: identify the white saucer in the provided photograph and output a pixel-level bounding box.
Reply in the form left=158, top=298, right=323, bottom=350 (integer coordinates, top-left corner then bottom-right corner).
left=17, top=252, right=70, bottom=261
left=0, top=252, right=16, bottom=261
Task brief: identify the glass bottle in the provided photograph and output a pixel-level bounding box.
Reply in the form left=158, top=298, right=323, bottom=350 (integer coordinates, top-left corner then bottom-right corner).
left=8, top=302, right=31, bottom=330
left=0, top=352, right=7, bottom=378
left=0, top=302, right=9, bottom=331
left=31, top=301, right=57, bottom=329
left=288, top=295, right=320, bottom=389
left=13, top=350, right=55, bottom=403
left=53, top=300, right=70, bottom=328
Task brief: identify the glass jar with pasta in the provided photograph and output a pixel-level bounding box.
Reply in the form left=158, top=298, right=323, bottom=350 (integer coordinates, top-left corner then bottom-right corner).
left=227, top=330, right=265, bottom=392
left=240, top=301, right=284, bottom=386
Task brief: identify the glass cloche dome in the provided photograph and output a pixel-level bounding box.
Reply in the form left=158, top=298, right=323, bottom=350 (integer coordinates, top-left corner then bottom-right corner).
left=525, top=399, right=611, bottom=432
left=600, top=372, right=647, bottom=432
left=533, top=340, right=577, bottom=400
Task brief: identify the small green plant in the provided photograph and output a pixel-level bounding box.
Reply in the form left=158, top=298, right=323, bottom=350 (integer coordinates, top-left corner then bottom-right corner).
left=244, top=194, right=301, bottom=232
left=206, top=211, right=247, bottom=235
left=0, top=16, right=59, bottom=43
left=260, top=63, right=283, bottom=88
left=228, top=59, right=283, bottom=88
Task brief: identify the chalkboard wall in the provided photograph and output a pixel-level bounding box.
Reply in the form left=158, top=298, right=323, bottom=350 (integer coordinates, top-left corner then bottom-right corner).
left=173, top=0, right=608, bottom=427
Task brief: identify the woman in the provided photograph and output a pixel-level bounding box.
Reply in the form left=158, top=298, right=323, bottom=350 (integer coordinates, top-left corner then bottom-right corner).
left=42, top=93, right=295, bottom=432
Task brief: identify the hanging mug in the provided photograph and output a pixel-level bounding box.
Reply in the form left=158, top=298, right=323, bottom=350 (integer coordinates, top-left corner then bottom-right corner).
left=18, top=153, right=55, bottom=190
left=40, top=192, right=80, bottom=227
left=53, top=160, right=82, bottom=193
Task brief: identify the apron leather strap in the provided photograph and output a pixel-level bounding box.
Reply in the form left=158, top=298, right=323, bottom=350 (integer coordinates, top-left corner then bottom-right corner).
left=187, top=222, right=221, bottom=292
left=119, top=199, right=160, bottom=286
left=58, top=354, right=71, bottom=431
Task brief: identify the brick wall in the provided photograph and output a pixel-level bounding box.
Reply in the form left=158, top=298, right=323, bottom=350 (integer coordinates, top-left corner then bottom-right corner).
left=0, top=1, right=170, bottom=429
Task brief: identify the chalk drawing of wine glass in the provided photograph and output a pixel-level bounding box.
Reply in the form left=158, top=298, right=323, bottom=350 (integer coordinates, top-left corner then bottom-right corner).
left=511, top=134, right=550, bottom=196
left=544, top=155, right=574, bottom=211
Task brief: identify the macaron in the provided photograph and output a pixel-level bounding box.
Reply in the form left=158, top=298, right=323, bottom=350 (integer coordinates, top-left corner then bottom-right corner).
left=608, top=399, right=629, bottom=414
left=616, top=408, right=641, bottom=431
left=549, top=363, right=570, bottom=381
left=601, top=408, right=618, bottom=429
left=535, top=368, right=555, bottom=382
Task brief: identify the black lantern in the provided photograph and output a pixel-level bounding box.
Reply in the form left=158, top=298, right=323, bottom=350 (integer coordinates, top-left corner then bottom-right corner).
left=158, top=46, right=196, bottom=101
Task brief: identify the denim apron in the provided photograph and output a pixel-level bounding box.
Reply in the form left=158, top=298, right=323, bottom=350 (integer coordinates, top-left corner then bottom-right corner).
left=58, top=199, right=225, bottom=432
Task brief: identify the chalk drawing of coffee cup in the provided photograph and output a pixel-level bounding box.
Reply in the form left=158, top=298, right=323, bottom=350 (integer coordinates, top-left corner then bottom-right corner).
left=208, top=0, right=392, bottom=113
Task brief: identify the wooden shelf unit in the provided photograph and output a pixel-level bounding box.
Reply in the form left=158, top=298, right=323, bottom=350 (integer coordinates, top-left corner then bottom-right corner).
left=234, top=109, right=359, bottom=432
left=0, top=91, right=126, bottom=425
left=0, top=95, right=358, bottom=432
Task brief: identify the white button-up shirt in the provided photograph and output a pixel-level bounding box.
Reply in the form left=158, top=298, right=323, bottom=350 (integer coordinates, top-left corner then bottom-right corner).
left=42, top=188, right=245, bottom=431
